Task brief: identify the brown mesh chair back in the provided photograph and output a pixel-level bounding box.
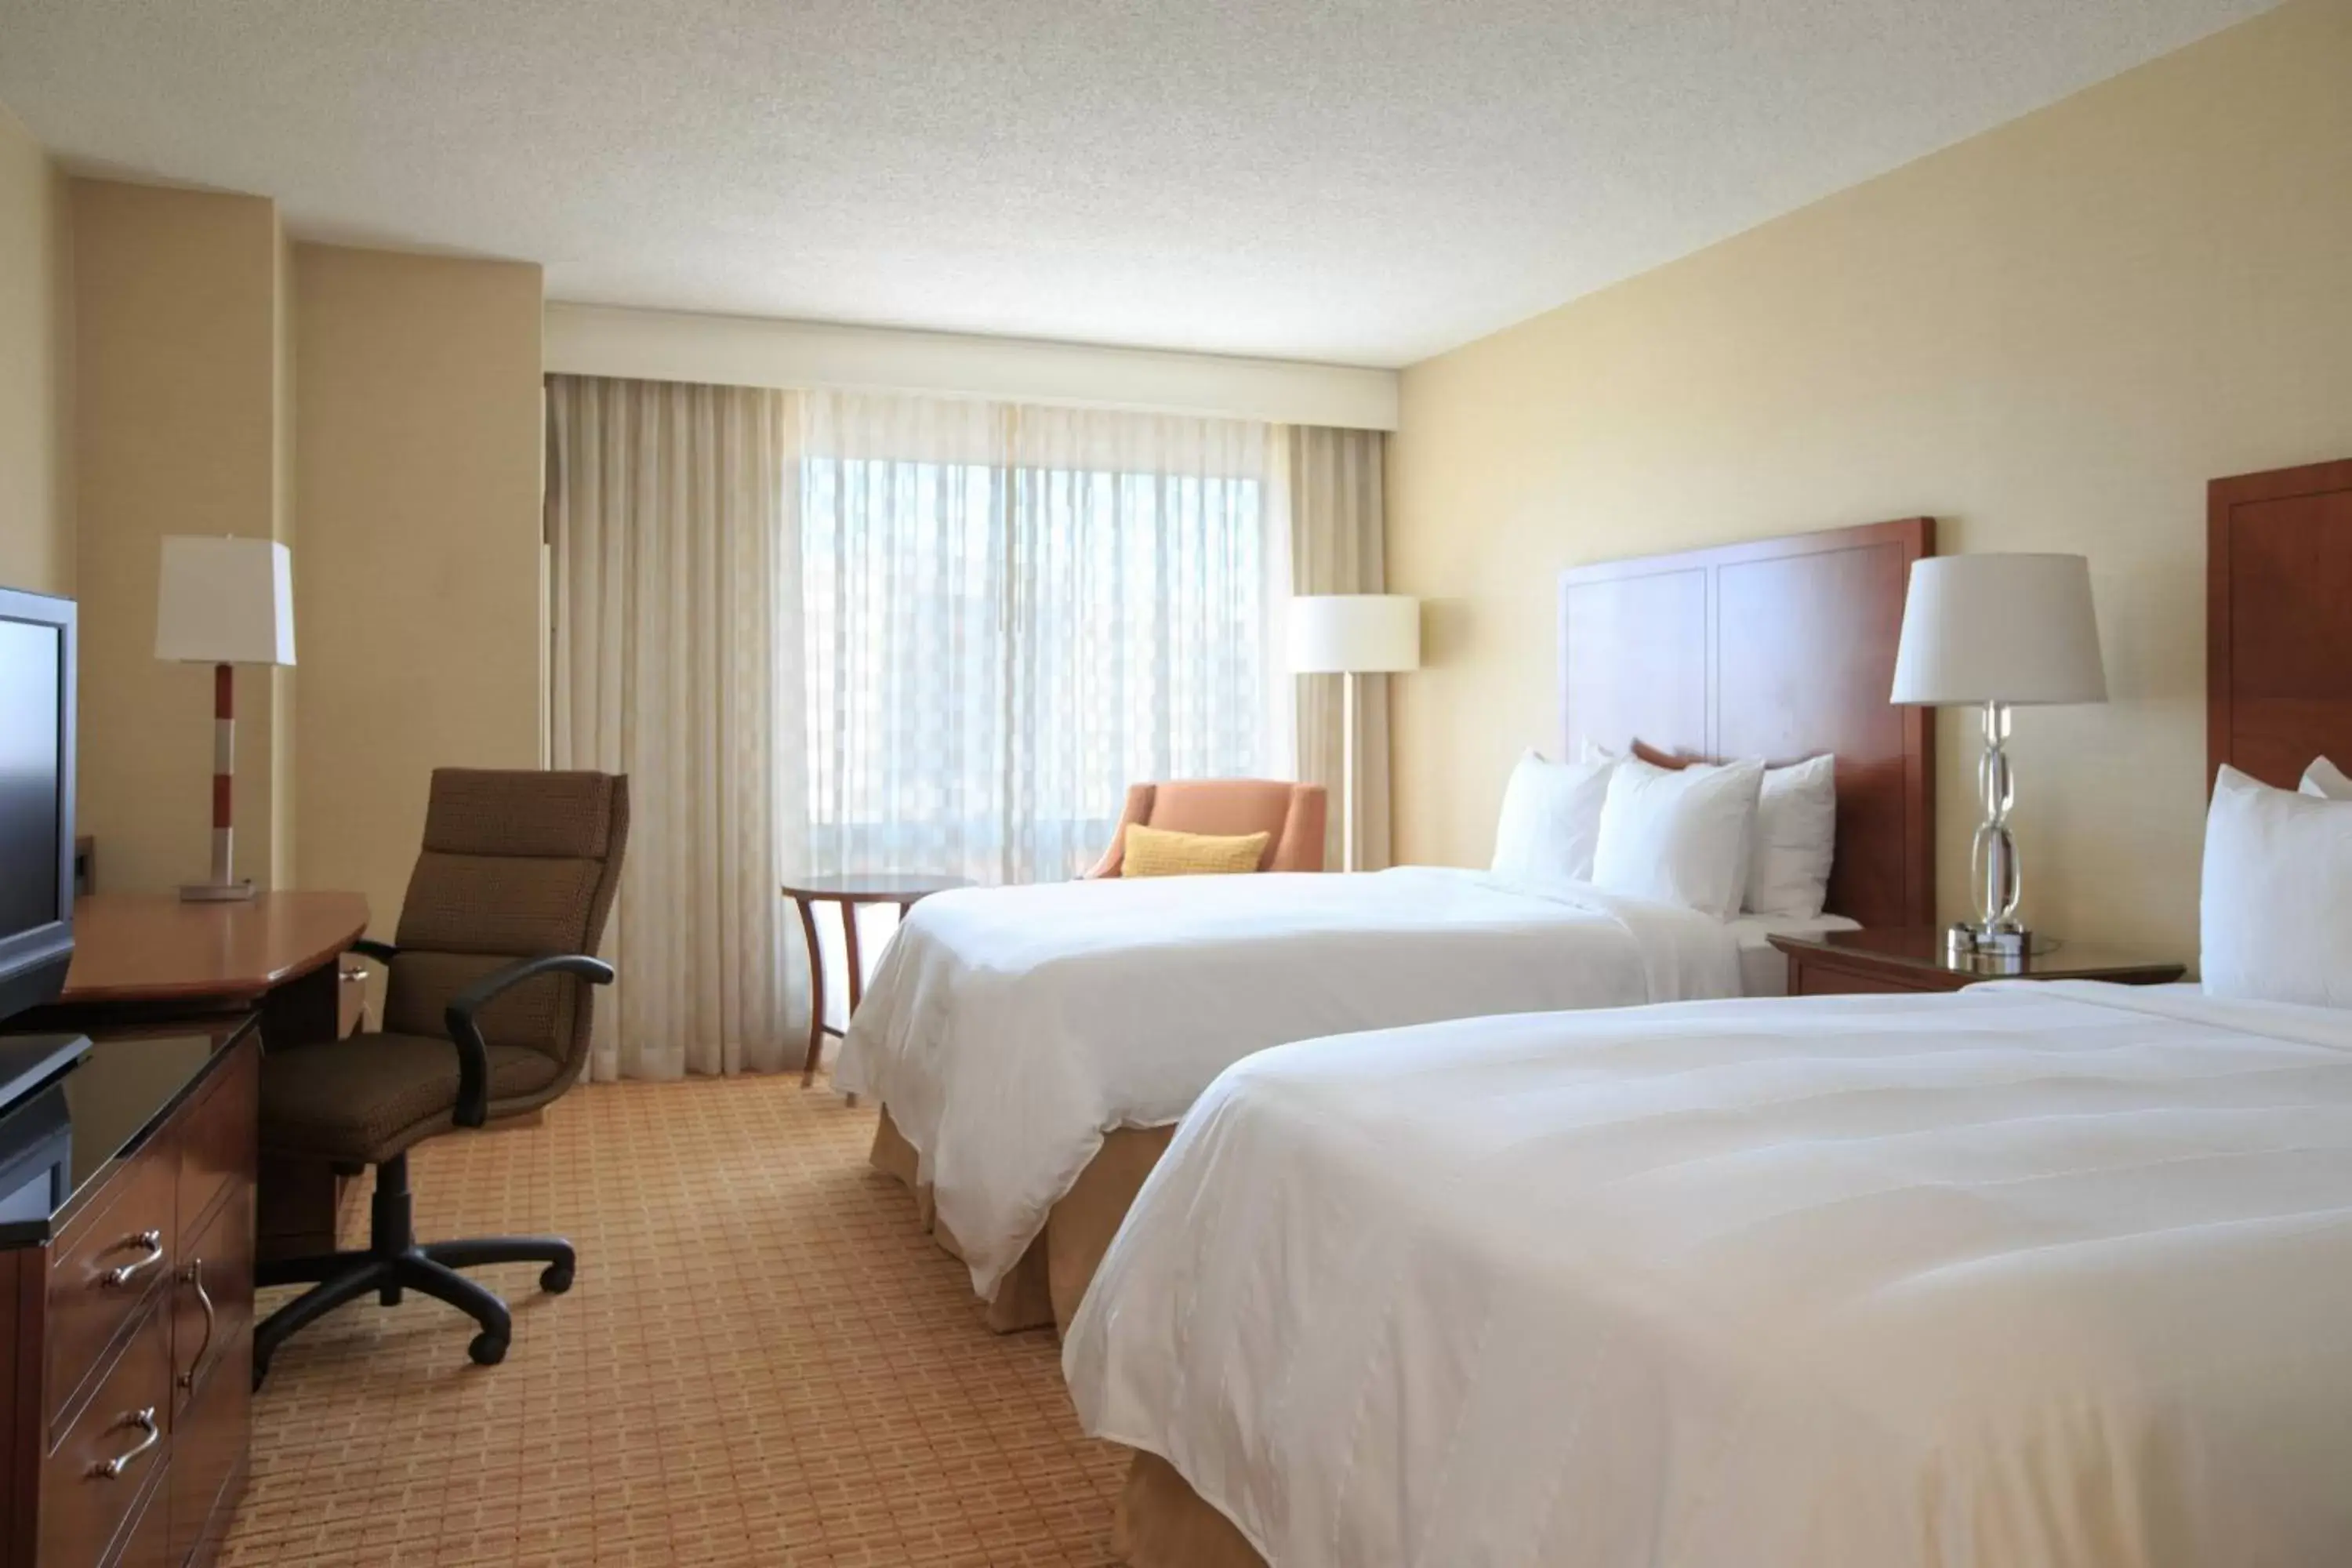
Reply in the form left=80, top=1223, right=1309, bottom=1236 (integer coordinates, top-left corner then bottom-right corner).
left=380, top=768, right=630, bottom=1099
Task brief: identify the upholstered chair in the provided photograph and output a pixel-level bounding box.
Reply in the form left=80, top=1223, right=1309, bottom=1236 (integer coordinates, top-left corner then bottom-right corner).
left=252, top=768, right=629, bottom=1382
left=1083, top=780, right=1327, bottom=877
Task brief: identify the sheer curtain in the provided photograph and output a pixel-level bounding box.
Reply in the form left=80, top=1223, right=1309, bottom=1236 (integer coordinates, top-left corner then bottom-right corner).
left=1278, top=425, right=1392, bottom=870
left=797, top=393, right=1278, bottom=884
left=546, top=376, right=804, bottom=1080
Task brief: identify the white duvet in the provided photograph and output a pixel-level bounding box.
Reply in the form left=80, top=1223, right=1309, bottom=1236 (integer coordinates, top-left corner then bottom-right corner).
left=1066, top=983, right=2352, bottom=1568
left=835, top=868, right=1742, bottom=1299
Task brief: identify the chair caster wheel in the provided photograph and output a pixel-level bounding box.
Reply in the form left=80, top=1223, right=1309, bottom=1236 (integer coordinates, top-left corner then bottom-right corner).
left=468, top=1332, right=509, bottom=1367
left=540, top=1264, right=574, bottom=1294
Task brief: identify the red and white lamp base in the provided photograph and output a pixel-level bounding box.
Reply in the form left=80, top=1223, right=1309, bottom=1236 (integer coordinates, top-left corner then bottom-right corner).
left=180, top=661, right=256, bottom=902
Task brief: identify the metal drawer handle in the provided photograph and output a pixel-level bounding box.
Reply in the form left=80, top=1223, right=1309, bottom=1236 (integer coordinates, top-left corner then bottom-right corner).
left=100, top=1230, right=165, bottom=1289
left=87, top=1407, right=160, bottom=1479
left=180, top=1258, right=215, bottom=1389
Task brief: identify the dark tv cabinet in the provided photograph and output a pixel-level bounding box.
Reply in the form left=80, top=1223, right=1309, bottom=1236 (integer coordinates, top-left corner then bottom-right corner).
left=1, top=1017, right=257, bottom=1568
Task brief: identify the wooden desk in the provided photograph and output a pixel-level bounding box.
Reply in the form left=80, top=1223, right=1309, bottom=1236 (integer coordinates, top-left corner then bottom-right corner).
left=22, top=892, right=372, bottom=1261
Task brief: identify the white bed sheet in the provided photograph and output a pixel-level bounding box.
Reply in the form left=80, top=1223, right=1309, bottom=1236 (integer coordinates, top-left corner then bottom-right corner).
left=1067, top=982, right=2352, bottom=1568
left=835, top=867, right=1745, bottom=1300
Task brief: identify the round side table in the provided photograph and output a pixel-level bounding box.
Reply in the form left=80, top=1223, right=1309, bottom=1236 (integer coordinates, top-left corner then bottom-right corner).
left=783, top=874, right=971, bottom=1092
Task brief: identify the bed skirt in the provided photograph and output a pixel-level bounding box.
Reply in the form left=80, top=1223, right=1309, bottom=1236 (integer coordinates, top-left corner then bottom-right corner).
left=868, top=1106, right=1175, bottom=1336
left=1116, top=1452, right=1269, bottom=1568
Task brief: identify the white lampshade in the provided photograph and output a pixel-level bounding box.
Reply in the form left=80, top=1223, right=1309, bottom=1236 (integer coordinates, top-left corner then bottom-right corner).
left=155, top=536, right=296, bottom=666
left=1890, top=554, right=2104, bottom=707
left=1288, top=594, right=1421, bottom=674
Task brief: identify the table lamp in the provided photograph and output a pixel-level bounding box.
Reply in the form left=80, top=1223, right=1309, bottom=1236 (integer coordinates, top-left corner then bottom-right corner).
left=154, top=535, right=296, bottom=902
left=1287, top=594, right=1420, bottom=873
left=1890, top=553, right=2105, bottom=963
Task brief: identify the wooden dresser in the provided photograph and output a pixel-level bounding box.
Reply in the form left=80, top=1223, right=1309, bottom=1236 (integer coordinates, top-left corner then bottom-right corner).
left=0, top=1018, right=258, bottom=1568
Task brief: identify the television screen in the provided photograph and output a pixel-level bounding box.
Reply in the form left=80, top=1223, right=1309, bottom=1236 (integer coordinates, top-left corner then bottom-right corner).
left=0, top=615, right=62, bottom=942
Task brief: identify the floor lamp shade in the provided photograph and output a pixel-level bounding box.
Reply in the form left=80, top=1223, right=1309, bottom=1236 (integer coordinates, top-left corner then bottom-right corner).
left=1287, top=594, right=1421, bottom=675
left=1288, top=595, right=1420, bottom=873
left=154, top=536, right=296, bottom=902
left=1889, top=553, right=2105, bottom=960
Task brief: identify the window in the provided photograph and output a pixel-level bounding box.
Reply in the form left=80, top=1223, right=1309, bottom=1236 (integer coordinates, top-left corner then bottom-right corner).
left=799, top=448, right=1271, bottom=881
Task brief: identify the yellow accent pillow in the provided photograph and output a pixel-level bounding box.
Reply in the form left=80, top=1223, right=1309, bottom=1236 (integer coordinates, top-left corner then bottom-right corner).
left=1119, top=823, right=1271, bottom=877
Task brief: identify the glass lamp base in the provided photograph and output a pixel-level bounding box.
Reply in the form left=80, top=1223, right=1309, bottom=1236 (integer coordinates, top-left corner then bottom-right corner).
left=1947, top=923, right=2042, bottom=971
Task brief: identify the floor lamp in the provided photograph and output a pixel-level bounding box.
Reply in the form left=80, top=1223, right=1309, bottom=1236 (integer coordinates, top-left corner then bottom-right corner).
left=154, top=535, right=297, bottom=901
left=1288, top=594, right=1421, bottom=873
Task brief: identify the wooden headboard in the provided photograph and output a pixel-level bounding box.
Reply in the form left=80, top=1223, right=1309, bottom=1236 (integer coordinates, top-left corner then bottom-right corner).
left=2209, top=457, right=2352, bottom=789
left=1559, top=517, right=1936, bottom=928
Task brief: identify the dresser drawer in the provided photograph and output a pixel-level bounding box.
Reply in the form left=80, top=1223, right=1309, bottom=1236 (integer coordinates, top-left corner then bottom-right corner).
left=40, top=1298, right=172, bottom=1568
left=104, top=1455, right=175, bottom=1568
left=49, top=1139, right=178, bottom=1430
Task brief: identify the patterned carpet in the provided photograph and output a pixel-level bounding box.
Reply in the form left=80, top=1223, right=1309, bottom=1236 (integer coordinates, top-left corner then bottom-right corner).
left=222, top=1076, right=1126, bottom=1566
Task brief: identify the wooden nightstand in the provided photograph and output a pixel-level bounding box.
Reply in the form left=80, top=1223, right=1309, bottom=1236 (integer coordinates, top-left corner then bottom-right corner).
left=1767, top=927, right=2187, bottom=996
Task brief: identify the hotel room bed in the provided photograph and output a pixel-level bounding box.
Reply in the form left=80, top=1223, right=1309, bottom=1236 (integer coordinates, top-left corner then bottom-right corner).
left=845, top=518, right=1936, bottom=1334
left=846, top=868, right=1846, bottom=1330
left=1065, top=982, right=2352, bottom=1568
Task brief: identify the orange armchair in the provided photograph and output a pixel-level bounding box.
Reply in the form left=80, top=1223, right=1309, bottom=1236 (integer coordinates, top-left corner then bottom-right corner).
left=1085, top=780, right=1328, bottom=877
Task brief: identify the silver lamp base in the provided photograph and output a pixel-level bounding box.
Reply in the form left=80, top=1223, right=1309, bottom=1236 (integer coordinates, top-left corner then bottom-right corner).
left=180, top=879, right=257, bottom=903
left=1947, top=921, right=2033, bottom=971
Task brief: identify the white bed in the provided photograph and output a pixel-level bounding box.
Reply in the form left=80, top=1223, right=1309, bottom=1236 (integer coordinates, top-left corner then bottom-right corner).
left=1065, top=981, right=2352, bottom=1568
left=839, top=867, right=1842, bottom=1309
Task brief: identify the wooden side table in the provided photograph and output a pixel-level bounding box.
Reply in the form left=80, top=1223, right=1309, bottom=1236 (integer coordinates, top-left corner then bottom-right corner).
left=1768, top=927, right=2187, bottom=996
left=784, top=875, right=972, bottom=1090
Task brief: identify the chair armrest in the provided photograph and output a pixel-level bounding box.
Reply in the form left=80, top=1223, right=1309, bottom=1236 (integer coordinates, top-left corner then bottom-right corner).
left=443, top=954, right=616, bottom=1127
left=347, top=938, right=401, bottom=964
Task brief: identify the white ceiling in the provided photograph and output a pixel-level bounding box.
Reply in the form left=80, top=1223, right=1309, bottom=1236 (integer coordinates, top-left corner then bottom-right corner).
left=0, top=0, right=2274, bottom=368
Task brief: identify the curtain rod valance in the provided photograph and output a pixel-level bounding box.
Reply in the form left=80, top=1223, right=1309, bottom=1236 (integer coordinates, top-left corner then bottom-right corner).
left=543, top=303, right=1400, bottom=433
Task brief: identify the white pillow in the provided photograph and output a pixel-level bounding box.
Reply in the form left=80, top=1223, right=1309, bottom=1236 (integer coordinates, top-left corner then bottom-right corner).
left=2201, top=764, right=2352, bottom=1007
left=1491, top=750, right=1615, bottom=883
left=2303, top=755, right=2352, bottom=800
left=1591, top=756, right=1765, bottom=918
left=1746, top=754, right=1838, bottom=918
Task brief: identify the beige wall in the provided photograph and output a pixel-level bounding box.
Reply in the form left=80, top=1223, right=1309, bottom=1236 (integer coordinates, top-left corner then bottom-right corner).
left=1386, top=0, right=2352, bottom=957
left=73, top=179, right=292, bottom=895
left=293, top=243, right=544, bottom=936
left=0, top=102, right=72, bottom=596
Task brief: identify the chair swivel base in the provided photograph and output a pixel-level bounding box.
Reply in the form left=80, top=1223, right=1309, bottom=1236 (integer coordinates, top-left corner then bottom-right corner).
left=252, top=1149, right=575, bottom=1388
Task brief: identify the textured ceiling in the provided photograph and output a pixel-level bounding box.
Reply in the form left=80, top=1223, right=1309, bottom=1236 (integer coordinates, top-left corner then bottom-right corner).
left=0, top=0, right=2274, bottom=367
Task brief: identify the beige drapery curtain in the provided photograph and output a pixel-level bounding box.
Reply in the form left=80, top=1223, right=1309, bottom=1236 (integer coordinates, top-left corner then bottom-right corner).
left=546, top=375, right=804, bottom=1081
left=1276, top=426, right=1391, bottom=871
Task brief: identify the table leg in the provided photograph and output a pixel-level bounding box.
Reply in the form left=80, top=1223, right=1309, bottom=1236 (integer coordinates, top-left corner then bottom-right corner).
left=837, top=906, right=869, bottom=1107
left=842, top=906, right=866, bottom=1017
left=796, top=895, right=826, bottom=1088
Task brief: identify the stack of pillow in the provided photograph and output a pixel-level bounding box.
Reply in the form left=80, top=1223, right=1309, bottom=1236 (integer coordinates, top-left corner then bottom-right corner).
left=2201, top=755, right=2351, bottom=1008
left=1490, top=744, right=1837, bottom=921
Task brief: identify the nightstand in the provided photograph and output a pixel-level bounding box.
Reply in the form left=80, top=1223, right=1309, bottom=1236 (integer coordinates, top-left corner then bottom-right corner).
left=1767, top=927, right=2187, bottom=996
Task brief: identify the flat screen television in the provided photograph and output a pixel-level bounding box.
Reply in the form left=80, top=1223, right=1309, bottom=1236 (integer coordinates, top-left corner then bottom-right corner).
left=0, top=586, right=75, bottom=1025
